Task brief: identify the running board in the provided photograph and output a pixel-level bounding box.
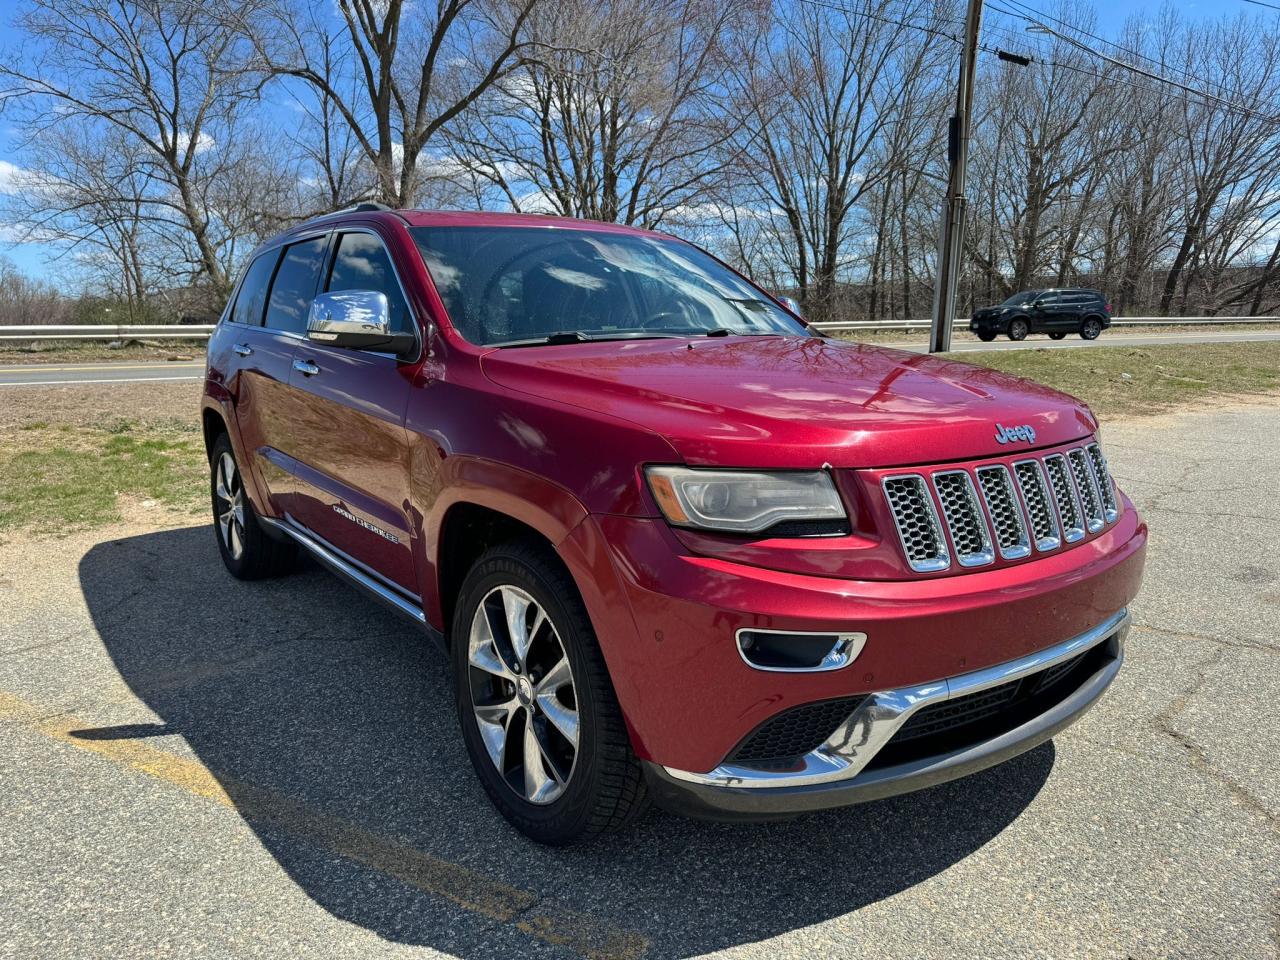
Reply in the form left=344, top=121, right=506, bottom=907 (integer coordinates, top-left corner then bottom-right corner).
left=259, top=515, right=444, bottom=648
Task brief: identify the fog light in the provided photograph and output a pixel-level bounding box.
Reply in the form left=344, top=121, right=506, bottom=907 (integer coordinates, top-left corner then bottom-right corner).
left=736, top=629, right=866, bottom=672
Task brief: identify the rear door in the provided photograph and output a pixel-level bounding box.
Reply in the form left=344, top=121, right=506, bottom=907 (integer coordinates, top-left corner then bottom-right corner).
left=246, top=233, right=332, bottom=517
left=1055, top=293, right=1090, bottom=331
left=220, top=246, right=298, bottom=515
left=284, top=228, right=419, bottom=594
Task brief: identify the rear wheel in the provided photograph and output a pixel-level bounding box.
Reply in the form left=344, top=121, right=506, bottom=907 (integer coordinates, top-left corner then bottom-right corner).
left=1080, top=317, right=1103, bottom=340
left=209, top=433, right=295, bottom=579
left=452, top=540, right=648, bottom=844
left=1049, top=332, right=1067, bottom=340
left=977, top=330, right=997, bottom=342
left=1007, top=318, right=1029, bottom=341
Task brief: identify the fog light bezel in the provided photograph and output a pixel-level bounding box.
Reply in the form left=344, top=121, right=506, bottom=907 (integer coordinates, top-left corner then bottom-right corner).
left=735, top=628, right=866, bottom=673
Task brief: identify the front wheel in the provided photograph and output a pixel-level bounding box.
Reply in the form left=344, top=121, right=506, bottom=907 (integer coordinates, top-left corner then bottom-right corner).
left=452, top=541, right=648, bottom=844
left=1080, top=318, right=1103, bottom=340
left=1007, top=318, right=1029, bottom=341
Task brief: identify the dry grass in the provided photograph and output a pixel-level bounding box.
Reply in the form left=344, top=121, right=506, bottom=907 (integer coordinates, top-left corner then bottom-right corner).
left=0, top=340, right=206, bottom=365
left=954, top=341, right=1280, bottom=418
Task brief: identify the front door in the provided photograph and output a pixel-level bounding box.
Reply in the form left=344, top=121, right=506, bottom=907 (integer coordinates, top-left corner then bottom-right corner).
left=284, top=228, right=418, bottom=594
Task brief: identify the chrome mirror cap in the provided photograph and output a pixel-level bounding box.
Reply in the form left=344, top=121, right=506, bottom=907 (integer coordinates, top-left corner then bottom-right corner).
left=307, top=290, right=392, bottom=347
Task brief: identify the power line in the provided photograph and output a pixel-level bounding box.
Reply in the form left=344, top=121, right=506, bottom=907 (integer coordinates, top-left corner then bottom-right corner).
left=987, top=0, right=1280, bottom=123
left=1240, top=0, right=1280, bottom=11
left=987, top=0, right=1238, bottom=98
left=793, top=0, right=1280, bottom=125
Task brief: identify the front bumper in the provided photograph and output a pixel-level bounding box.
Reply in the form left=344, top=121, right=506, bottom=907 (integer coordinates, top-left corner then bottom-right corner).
left=563, top=505, right=1145, bottom=774
left=647, top=610, right=1127, bottom=819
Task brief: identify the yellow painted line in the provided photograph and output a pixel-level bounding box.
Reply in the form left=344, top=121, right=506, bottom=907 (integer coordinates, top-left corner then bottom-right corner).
left=0, top=363, right=204, bottom=373
left=0, top=691, right=647, bottom=960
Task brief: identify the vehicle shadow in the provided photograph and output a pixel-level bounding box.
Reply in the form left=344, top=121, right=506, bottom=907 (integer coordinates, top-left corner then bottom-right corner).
left=80, top=525, right=1053, bottom=958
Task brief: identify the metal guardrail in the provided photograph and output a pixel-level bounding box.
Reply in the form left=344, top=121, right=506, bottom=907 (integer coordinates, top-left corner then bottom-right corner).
left=0, top=316, right=1276, bottom=341
left=807, top=316, right=1280, bottom=332
left=0, top=324, right=216, bottom=341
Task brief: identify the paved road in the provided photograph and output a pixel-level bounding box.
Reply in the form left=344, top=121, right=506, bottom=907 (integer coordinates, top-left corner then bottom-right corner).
left=886, top=329, right=1280, bottom=352
left=1, top=403, right=1277, bottom=958
left=2, top=329, right=1279, bottom=385
left=0, top=360, right=203, bottom=386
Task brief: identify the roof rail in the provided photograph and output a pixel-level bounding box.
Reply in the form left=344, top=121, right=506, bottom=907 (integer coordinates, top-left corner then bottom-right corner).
left=292, top=201, right=403, bottom=230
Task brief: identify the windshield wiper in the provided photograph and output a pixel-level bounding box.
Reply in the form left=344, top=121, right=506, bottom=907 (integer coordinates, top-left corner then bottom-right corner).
left=492, top=331, right=687, bottom=348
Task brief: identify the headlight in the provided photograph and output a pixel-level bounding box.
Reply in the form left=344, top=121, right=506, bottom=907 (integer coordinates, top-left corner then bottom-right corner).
left=645, top=467, right=846, bottom=534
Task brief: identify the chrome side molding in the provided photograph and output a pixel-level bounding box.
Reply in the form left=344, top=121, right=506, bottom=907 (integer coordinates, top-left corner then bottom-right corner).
left=259, top=515, right=428, bottom=629
left=664, top=608, right=1130, bottom=789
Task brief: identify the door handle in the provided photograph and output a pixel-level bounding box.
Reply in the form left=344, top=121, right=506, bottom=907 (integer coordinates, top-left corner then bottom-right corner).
left=292, top=359, right=321, bottom=377
left=232, top=342, right=253, bottom=356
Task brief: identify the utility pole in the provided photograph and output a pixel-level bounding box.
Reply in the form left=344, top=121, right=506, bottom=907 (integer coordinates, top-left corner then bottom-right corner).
left=929, top=0, right=984, bottom=353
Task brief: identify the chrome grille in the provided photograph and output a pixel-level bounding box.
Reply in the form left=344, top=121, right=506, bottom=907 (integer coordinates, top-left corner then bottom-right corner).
left=880, top=439, right=1120, bottom=572
left=1013, top=459, right=1061, bottom=551
left=1086, top=442, right=1118, bottom=522
left=974, top=465, right=1031, bottom=559
left=1068, top=448, right=1105, bottom=532
left=882, top=475, right=949, bottom=572
left=1043, top=454, right=1086, bottom=542
left=932, top=471, right=994, bottom=567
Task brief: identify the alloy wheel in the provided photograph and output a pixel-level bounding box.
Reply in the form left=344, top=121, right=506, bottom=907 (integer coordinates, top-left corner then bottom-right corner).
left=466, top=585, right=579, bottom=804
left=1082, top=319, right=1102, bottom=339
left=214, top=452, right=246, bottom=560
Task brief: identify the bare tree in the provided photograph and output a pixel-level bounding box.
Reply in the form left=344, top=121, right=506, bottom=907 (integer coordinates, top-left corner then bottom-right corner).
left=718, top=0, right=952, bottom=321
left=445, top=0, right=741, bottom=228
left=255, top=0, right=539, bottom=208
left=0, top=0, right=270, bottom=300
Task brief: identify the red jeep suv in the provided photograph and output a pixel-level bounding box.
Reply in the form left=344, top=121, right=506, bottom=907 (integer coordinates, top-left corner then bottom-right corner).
left=201, top=207, right=1146, bottom=844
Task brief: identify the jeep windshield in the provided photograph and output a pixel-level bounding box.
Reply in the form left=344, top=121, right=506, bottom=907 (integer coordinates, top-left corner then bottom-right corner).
left=409, top=226, right=810, bottom=347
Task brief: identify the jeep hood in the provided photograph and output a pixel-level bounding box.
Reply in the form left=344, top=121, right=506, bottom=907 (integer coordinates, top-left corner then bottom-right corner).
left=478, top=335, right=1097, bottom=469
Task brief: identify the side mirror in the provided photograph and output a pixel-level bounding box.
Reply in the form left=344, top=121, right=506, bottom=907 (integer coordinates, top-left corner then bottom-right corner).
left=307, top=290, right=415, bottom=355
left=777, top=295, right=803, bottom=318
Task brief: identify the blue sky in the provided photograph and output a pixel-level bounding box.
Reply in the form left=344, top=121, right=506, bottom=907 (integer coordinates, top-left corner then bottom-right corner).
left=0, top=0, right=1264, bottom=284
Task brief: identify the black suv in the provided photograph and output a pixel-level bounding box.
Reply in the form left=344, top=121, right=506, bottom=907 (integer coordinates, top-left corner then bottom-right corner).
left=970, top=289, right=1112, bottom=342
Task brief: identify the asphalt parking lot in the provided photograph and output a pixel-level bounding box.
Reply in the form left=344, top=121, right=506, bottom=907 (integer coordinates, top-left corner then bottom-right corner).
left=2, top=402, right=1278, bottom=960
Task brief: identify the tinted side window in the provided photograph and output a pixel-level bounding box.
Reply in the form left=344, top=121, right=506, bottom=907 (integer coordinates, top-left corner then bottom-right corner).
left=264, top=237, right=328, bottom=335
left=327, top=232, right=413, bottom=335
left=229, top=251, right=279, bottom=327
left=1037, top=292, right=1060, bottom=306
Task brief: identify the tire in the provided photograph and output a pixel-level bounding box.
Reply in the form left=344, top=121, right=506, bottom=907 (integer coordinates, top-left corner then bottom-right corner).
left=1049, top=332, right=1067, bottom=340
left=977, top=331, right=997, bottom=342
left=1007, top=318, right=1029, bottom=341
left=209, top=432, right=296, bottom=579
left=452, top=540, right=648, bottom=845
left=1080, top=317, right=1103, bottom=340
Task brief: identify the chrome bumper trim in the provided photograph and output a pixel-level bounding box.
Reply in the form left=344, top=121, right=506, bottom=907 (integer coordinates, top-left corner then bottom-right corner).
left=662, top=608, right=1130, bottom=789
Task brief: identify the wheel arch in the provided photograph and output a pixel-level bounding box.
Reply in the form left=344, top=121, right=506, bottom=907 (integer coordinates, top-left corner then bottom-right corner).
left=201, top=404, right=227, bottom=461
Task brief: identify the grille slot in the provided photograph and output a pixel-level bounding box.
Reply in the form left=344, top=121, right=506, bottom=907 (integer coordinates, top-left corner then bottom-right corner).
left=882, top=475, right=949, bottom=572
left=1013, top=459, right=1061, bottom=551
left=932, top=470, right=994, bottom=567
left=975, top=465, right=1031, bottom=559
left=893, top=681, right=1020, bottom=743
left=1043, top=454, right=1086, bottom=542
left=1086, top=442, right=1118, bottom=522
left=728, top=696, right=866, bottom=763
left=1068, top=448, right=1105, bottom=532
left=1034, top=652, right=1086, bottom=693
